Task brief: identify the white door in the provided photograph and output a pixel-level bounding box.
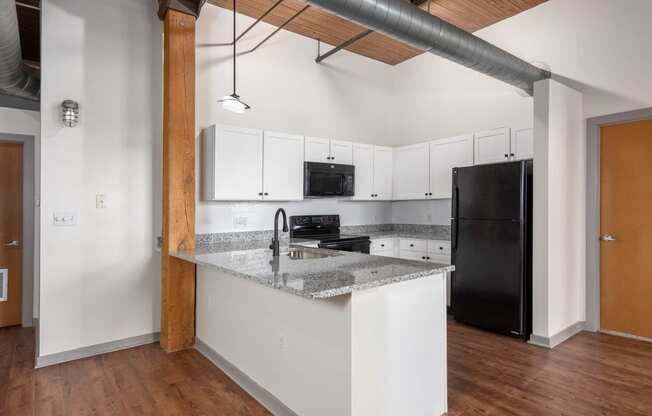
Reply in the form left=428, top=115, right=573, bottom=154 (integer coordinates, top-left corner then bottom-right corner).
left=373, top=146, right=393, bottom=200
left=510, top=128, right=534, bottom=160
left=393, top=143, right=429, bottom=200
left=263, top=131, right=304, bottom=201
left=473, top=127, right=511, bottom=165
left=429, top=134, right=474, bottom=199
left=352, top=143, right=374, bottom=200
left=330, top=140, right=353, bottom=164
left=305, top=136, right=331, bottom=162
left=204, top=125, right=263, bottom=200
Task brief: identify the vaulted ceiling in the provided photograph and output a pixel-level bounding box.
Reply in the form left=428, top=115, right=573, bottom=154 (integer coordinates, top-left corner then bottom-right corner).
left=207, top=0, right=547, bottom=65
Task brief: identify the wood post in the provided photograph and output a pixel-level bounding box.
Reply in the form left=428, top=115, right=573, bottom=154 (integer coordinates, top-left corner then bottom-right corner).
left=160, top=8, right=197, bottom=352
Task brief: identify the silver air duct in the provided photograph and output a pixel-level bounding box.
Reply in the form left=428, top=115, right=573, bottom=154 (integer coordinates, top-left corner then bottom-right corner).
left=307, top=0, right=550, bottom=95
left=0, top=0, right=40, bottom=101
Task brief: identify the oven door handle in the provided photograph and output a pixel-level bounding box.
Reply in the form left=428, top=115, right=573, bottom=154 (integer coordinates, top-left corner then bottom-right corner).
left=319, top=242, right=351, bottom=249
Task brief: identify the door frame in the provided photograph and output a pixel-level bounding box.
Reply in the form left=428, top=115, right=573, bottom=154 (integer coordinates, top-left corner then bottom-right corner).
left=0, top=133, right=36, bottom=327
left=586, top=107, right=652, bottom=332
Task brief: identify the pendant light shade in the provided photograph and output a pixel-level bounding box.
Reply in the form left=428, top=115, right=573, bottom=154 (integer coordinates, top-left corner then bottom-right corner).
left=220, top=93, right=250, bottom=114
left=218, top=0, right=250, bottom=113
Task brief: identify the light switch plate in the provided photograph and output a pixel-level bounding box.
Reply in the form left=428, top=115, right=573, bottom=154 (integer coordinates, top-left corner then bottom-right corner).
left=53, top=212, right=76, bottom=226
left=96, top=194, right=107, bottom=209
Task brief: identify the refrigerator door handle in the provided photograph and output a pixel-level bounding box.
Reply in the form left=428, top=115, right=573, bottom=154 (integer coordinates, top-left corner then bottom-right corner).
left=451, top=219, right=458, bottom=250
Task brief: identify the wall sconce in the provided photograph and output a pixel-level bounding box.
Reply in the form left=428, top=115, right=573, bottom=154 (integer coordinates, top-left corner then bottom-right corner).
left=61, top=100, right=80, bottom=127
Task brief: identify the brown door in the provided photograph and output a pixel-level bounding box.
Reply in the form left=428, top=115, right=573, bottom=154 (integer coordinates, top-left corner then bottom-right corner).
left=0, top=143, right=23, bottom=327
left=600, top=119, right=652, bottom=339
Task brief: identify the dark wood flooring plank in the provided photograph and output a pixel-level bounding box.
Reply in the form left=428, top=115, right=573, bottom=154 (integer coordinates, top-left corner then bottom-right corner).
left=2, top=320, right=652, bottom=415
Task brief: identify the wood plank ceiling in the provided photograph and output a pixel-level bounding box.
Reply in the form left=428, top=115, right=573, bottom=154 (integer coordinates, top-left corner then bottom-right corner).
left=207, top=0, right=546, bottom=65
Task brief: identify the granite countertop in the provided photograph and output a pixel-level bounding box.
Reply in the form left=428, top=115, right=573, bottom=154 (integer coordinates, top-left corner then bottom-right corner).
left=170, top=242, right=453, bottom=299
left=364, top=231, right=450, bottom=241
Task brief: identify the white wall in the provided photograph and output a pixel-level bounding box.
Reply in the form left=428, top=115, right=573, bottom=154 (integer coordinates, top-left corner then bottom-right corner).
left=391, top=0, right=652, bottom=143
left=195, top=5, right=398, bottom=233
left=39, top=0, right=162, bottom=356
left=0, top=107, right=41, bottom=318
left=532, top=79, right=585, bottom=341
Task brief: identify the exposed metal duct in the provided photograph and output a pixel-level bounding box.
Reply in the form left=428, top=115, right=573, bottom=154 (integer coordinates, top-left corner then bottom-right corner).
left=306, top=0, right=550, bottom=95
left=0, top=0, right=40, bottom=102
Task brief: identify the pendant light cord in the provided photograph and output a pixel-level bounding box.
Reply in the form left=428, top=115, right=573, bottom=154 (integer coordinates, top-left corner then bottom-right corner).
left=233, top=0, right=237, bottom=96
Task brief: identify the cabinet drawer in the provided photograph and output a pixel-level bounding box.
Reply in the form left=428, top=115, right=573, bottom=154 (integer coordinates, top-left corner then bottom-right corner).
left=399, top=238, right=427, bottom=252
left=398, top=250, right=428, bottom=261
left=429, top=240, right=451, bottom=255
left=428, top=254, right=451, bottom=265
left=370, top=238, right=394, bottom=252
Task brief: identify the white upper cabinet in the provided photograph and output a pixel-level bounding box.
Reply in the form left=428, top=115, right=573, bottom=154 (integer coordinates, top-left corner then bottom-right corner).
left=305, top=137, right=353, bottom=164
left=510, top=128, right=534, bottom=160
left=352, top=143, right=374, bottom=200
left=330, top=140, right=353, bottom=164
left=263, top=131, right=304, bottom=201
left=203, top=125, right=263, bottom=201
left=373, top=146, right=393, bottom=200
left=473, top=127, right=511, bottom=165
left=429, top=134, right=474, bottom=199
left=393, top=143, right=429, bottom=200
left=305, top=136, right=331, bottom=162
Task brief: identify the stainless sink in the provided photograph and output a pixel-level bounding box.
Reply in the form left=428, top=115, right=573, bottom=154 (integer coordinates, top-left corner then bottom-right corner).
left=285, top=248, right=335, bottom=260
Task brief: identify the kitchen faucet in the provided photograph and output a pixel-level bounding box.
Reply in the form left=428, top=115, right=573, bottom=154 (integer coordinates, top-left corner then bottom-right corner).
left=270, top=208, right=288, bottom=257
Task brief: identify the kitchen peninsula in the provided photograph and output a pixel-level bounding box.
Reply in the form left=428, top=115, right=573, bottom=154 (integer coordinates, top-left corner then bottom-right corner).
left=171, top=238, right=453, bottom=416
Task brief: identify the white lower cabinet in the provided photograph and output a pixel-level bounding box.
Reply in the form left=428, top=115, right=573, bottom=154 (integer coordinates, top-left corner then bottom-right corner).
left=371, top=237, right=452, bottom=306
left=369, top=237, right=395, bottom=257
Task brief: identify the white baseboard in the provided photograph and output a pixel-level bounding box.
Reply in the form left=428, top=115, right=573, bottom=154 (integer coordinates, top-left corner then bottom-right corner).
left=35, top=332, right=160, bottom=368
left=195, top=337, right=297, bottom=416
left=600, top=329, right=652, bottom=344
left=529, top=321, right=585, bottom=348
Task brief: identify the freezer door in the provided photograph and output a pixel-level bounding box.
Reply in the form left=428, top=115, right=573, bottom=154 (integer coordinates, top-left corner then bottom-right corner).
left=451, top=219, right=525, bottom=337
left=453, top=161, right=525, bottom=221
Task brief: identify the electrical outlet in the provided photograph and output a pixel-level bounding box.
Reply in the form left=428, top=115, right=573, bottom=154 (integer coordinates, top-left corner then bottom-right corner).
left=233, top=216, right=248, bottom=227
left=96, top=194, right=107, bottom=209
left=279, top=334, right=286, bottom=352
left=53, top=212, right=76, bottom=226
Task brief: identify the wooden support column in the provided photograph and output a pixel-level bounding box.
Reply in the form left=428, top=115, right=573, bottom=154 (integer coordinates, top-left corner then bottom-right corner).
left=160, top=7, right=198, bottom=352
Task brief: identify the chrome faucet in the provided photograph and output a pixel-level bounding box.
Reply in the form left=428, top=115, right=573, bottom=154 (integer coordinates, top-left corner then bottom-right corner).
left=270, top=208, right=288, bottom=257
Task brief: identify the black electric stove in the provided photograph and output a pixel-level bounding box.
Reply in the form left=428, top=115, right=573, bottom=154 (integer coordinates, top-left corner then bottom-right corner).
left=289, top=215, right=371, bottom=254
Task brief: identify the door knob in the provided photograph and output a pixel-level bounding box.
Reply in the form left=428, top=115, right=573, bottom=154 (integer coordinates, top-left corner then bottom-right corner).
left=4, top=240, right=20, bottom=247
left=600, top=234, right=616, bottom=241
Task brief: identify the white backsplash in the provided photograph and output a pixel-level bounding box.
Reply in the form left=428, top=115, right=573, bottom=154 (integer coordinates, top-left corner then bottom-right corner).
left=196, top=198, right=451, bottom=234
left=391, top=200, right=452, bottom=226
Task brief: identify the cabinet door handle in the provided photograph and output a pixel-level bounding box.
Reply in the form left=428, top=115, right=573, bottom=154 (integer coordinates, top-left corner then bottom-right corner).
left=421, top=256, right=426, bottom=260
left=264, top=192, right=269, bottom=196
left=426, top=256, right=431, bottom=260
left=258, top=192, right=263, bottom=196
left=410, top=244, right=414, bottom=247
left=504, top=154, right=509, bottom=158
left=510, top=153, right=515, bottom=157
left=380, top=244, right=385, bottom=247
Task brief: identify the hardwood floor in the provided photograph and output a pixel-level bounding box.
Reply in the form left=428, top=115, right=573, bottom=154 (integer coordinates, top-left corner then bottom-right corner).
left=1, top=321, right=651, bottom=415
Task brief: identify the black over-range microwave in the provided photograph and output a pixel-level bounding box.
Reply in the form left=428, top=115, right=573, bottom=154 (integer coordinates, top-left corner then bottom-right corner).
left=304, top=162, right=355, bottom=197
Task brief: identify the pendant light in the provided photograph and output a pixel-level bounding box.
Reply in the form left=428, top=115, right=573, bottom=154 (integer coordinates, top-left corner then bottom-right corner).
left=218, top=0, right=251, bottom=114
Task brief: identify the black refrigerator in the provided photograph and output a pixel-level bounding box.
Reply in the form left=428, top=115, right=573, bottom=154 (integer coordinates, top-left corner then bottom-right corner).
left=450, top=160, right=532, bottom=340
